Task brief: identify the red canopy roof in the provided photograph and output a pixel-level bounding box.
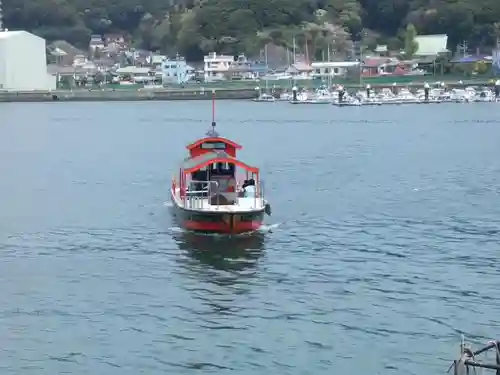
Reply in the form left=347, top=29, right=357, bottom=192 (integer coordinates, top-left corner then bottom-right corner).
left=182, top=151, right=258, bottom=174
left=186, top=137, right=242, bottom=151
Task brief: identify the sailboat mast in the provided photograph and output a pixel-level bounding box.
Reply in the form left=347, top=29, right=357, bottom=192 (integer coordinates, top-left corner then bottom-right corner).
left=265, top=44, right=268, bottom=91
left=327, top=44, right=331, bottom=87
left=305, top=38, right=309, bottom=64
left=292, top=36, right=296, bottom=87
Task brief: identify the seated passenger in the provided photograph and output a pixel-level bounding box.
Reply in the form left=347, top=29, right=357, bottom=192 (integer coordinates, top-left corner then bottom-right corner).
left=238, top=179, right=249, bottom=197
left=243, top=180, right=256, bottom=197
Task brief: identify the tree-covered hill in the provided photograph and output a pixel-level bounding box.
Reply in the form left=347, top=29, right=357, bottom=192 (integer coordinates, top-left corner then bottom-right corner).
left=3, top=0, right=500, bottom=60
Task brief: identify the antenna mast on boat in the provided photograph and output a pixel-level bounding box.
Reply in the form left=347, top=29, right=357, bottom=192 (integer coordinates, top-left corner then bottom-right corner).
left=207, top=89, right=219, bottom=137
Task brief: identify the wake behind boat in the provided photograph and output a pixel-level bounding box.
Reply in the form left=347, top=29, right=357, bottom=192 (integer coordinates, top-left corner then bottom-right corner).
left=170, top=92, right=271, bottom=234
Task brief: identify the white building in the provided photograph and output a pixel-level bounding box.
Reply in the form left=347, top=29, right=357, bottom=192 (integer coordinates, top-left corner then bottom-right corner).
left=311, top=61, right=360, bottom=77
left=89, top=34, right=104, bottom=51
left=162, top=57, right=194, bottom=85
left=115, top=66, right=154, bottom=83
left=0, top=30, right=56, bottom=91
left=204, top=52, right=234, bottom=82
left=413, top=34, right=449, bottom=57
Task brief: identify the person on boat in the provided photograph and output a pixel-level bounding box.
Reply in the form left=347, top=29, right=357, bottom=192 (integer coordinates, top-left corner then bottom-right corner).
left=292, top=86, right=298, bottom=101
left=365, top=83, right=371, bottom=98
left=255, top=86, right=261, bottom=98
left=423, top=82, right=430, bottom=101
left=494, top=79, right=500, bottom=100
left=337, top=84, right=345, bottom=102
left=243, top=179, right=256, bottom=198
left=238, top=180, right=249, bottom=197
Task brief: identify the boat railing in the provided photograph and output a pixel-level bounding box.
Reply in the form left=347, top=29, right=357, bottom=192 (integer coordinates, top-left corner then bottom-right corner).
left=184, top=178, right=266, bottom=209
left=185, top=180, right=218, bottom=209
left=258, top=179, right=265, bottom=201
left=236, top=179, right=266, bottom=208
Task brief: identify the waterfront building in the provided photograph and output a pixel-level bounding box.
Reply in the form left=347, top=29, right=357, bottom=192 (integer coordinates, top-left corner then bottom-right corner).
left=0, top=30, right=56, bottom=91
left=203, top=52, right=234, bottom=82
left=162, top=55, right=194, bottom=84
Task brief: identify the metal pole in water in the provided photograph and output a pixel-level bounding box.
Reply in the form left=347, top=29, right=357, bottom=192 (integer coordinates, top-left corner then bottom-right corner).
left=212, top=89, right=216, bottom=130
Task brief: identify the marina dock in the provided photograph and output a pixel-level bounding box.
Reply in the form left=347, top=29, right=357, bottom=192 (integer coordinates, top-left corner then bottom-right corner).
left=0, top=80, right=496, bottom=103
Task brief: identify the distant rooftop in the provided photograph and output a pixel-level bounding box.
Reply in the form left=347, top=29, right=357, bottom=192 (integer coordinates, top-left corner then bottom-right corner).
left=204, top=52, right=234, bottom=61
left=0, top=30, right=28, bottom=39
left=116, top=66, right=151, bottom=75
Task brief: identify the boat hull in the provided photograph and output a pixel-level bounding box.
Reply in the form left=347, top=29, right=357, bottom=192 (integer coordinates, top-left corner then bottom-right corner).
left=171, top=195, right=265, bottom=234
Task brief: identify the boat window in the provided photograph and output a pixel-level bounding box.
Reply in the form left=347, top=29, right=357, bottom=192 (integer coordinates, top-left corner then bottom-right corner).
left=201, top=142, right=226, bottom=150
left=207, top=162, right=235, bottom=176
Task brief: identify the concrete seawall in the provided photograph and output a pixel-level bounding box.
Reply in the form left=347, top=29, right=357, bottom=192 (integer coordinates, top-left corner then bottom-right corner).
left=0, top=82, right=493, bottom=103
left=0, top=88, right=259, bottom=103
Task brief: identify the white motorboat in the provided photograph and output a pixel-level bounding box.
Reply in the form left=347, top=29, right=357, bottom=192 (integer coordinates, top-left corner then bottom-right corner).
left=279, top=92, right=293, bottom=101
left=289, top=91, right=330, bottom=104
left=253, top=93, right=276, bottom=102
left=397, top=88, right=420, bottom=104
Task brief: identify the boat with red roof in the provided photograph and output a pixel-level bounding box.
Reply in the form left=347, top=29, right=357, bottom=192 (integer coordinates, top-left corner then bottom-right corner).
left=170, top=92, right=271, bottom=234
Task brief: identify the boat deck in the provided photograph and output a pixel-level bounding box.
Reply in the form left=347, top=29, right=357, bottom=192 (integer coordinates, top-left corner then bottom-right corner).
left=172, top=189, right=265, bottom=212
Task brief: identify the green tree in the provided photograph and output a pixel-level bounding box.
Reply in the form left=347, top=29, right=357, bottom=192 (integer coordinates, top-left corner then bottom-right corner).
left=176, top=10, right=203, bottom=60
left=404, top=23, right=418, bottom=58
left=474, top=61, right=490, bottom=75
left=4, top=0, right=500, bottom=60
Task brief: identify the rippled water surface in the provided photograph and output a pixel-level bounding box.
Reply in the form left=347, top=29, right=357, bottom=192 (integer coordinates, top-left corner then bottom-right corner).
left=0, top=101, right=499, bottom=375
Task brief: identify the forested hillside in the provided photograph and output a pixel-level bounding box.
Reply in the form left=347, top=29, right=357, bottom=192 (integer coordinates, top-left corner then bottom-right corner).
left=3, top=0, right=500, bottom=60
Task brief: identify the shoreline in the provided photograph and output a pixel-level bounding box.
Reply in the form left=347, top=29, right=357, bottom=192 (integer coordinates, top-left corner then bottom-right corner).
left=0, top=81, right=494, bottom=103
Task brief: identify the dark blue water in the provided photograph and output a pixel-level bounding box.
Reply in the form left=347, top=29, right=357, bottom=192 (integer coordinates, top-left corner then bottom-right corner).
left=0, top=101, right=499, bottom=375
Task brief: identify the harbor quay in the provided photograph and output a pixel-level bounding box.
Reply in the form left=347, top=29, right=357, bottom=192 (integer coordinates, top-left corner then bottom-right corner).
left=0, top=80, right=496, bottom=103
left=0, top=87, right=258, bottom=103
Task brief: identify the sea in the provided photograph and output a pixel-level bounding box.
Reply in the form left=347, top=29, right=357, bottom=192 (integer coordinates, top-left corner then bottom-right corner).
left=0, top=100, right=499, bottom=375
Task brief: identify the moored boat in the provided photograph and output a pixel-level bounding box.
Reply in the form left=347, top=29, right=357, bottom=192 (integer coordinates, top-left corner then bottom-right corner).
left=252, top=93, right=276, bottom=102
left=171, top=93, right=271, bottom=234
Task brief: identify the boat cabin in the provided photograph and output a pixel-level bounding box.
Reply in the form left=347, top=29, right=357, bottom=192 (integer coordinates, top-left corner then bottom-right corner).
left=186, top=135, right=242, bottom=158
left=176, top=136, right=260, bottom=206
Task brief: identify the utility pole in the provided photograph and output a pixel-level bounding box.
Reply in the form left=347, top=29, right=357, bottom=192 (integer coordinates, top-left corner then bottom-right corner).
left=495, top=38, right=500, bottom=77
left=457, top=40, right=468, bottom=57
left=356, top=31, right=368, bottom=87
